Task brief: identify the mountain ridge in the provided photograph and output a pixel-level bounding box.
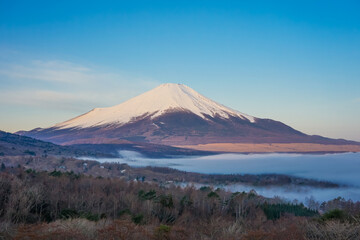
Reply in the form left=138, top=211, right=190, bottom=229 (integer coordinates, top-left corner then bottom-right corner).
left=54, top=83, right=255, bottom=129
left=0, top=130, right=215, bottom=158
left=18, top=83, right=360, bottom=147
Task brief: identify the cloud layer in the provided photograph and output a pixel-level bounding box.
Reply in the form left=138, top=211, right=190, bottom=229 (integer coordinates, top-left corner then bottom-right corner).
left=93, top=152, right=360, bottom=203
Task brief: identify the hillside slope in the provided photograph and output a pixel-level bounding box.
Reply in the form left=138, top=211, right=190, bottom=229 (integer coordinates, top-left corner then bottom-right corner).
left=18, top=83, right=359, bottom=147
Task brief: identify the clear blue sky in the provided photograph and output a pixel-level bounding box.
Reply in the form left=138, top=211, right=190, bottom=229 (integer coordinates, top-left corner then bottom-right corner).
left=0, top=0, right=360, bottom=141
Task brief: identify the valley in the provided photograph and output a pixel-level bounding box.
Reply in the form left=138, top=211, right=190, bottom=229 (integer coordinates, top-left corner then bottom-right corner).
left=2, top=1, right=360, bottom=238
left=2, top=84, right=360, bottom=240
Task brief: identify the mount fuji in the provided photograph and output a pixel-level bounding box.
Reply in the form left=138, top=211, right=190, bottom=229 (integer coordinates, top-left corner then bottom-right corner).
left=19, top=83, right=358, bottom=148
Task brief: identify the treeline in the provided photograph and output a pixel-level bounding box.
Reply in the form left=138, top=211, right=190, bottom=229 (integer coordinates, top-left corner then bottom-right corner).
left=1, top=155, right=339, bottom=188
left=1, top=167, right=360, bottom=239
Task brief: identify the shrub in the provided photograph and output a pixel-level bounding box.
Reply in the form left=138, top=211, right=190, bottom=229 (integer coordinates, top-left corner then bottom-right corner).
left=157, top=195, right=174, bottom=208
left=180, top=195, right=192, bottom=207
left=49, top=170, right=63, bottom=177
left=60, top=209, right=104, bottom=222
left=154, top=224, right=171, bottom=240
left=60, top=209, right=79, bottom=219
left=261, top=203, right=318, bottom=220
left=321, top=209, right=346, bottom=221
left=82, top=212, right=101, bottom=222
left=132, top=213, right=144, bottom=224
left=24, top=150, right=36, bottom=156
left=207, top=191, right=219, bottom=198
left=200, top=186, right=211, bottom=192
left=118, top=208, right=132, bottom=217
left=138, top=189, right=157, bottom=200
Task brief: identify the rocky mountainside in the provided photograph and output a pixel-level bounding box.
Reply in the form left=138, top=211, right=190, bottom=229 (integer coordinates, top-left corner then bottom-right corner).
left=18, top=83, right=359, bottom=146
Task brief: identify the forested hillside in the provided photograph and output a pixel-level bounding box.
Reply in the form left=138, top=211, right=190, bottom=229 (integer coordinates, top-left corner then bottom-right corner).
left=0, top=166, right=359, bottom=240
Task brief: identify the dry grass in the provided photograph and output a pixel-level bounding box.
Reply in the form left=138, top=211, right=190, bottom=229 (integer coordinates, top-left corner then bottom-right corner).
left=13, top=219, right=108, bottom=240
left=176, top=143, right=360, bottom=153
left=305, top=220, right=360, bottom=240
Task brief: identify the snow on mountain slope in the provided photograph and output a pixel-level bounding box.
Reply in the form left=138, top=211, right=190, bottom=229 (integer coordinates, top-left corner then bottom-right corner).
left=55, top=83, right=256, bottom=129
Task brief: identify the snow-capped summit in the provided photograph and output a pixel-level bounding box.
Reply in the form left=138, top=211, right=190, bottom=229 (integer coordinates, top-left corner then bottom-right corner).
left=55, top=83, right=255, bottom=129
left=20, top=83, right=355, bottom=146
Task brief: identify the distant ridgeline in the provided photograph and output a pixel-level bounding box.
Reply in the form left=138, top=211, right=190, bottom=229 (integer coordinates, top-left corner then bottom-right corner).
left=17, top=84, right=360, bottom=153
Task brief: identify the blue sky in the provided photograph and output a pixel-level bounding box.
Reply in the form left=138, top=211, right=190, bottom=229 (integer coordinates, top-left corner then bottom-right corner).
left=0, top=0, right=360, bottom=141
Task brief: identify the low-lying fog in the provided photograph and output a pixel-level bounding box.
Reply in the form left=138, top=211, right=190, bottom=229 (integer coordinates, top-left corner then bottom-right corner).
left=86, top=152, right=360, bottom=203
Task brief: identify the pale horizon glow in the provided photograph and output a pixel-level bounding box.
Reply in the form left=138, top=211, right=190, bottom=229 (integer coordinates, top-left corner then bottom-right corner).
left=0, top=1, right=359, bottom=141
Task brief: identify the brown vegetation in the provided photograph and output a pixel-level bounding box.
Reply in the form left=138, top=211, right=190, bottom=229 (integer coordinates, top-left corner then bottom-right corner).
left=0, top=166, right=360, bottom=240
left=0, top=155, right=338, bottom=188
left=177, top=143, right=360, bottom=153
